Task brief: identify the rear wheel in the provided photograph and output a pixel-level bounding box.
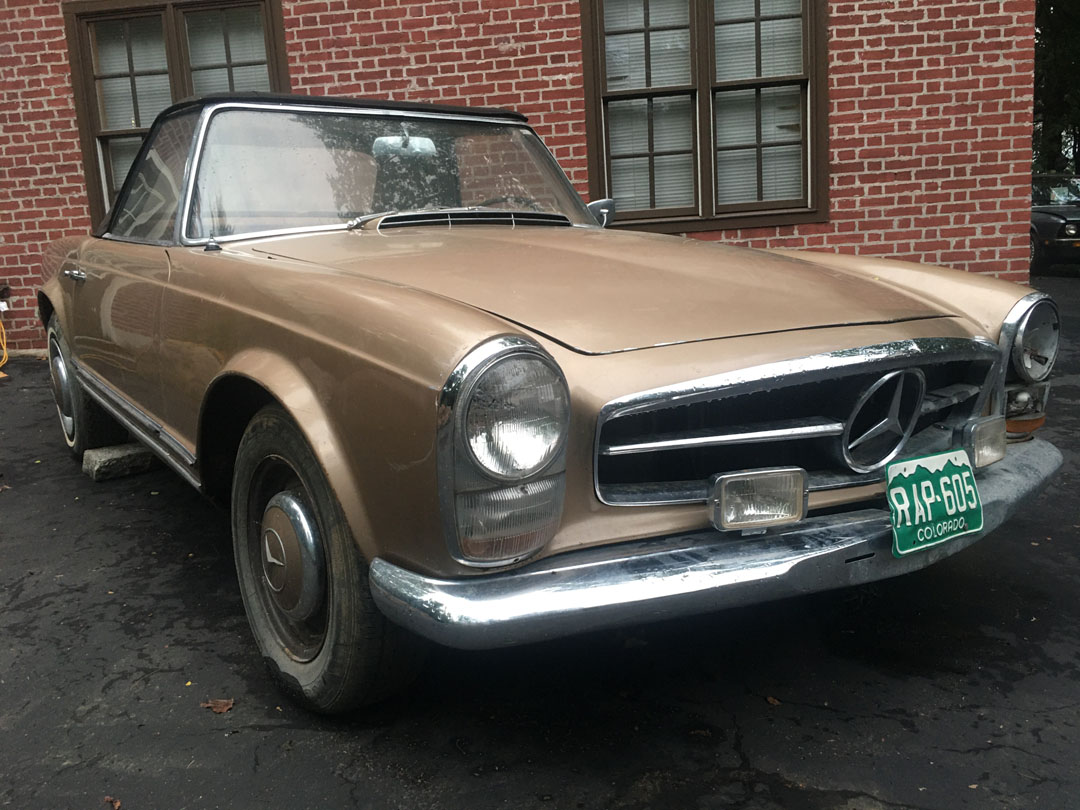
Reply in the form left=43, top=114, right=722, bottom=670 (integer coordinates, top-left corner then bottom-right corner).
left=46, top=315, right=127, bottom=459
left=231, top=405, right=423, bottom=713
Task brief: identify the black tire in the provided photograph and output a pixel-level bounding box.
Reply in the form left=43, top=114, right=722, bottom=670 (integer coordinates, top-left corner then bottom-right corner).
left=1030, top=232, right=1046, bottom=274
left=46, top=314, right=128, bottom=459
left=231, top=405, right=424, bottom=714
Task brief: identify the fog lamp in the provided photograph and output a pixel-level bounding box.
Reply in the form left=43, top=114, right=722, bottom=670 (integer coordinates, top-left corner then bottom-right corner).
left=709, top=467, right=808, bottom=531
left=962, top=416, right=1006, bottom=468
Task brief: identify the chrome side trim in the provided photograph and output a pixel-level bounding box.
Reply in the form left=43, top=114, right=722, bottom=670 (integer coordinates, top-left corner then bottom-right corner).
left=593, top=336, right=999, bottom=506
left=599, top=416, right=844, bottom=457
left=74, top=363, right=200, bottom=488
left=372, top=438, right=1062, bottom=650
left=179, top=101, right=533, bottom=247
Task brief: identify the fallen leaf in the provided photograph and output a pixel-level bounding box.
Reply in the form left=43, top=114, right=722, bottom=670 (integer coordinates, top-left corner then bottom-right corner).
left=104, top=797, right=121, bottom=810
left=0, top=484, right=12, bottom=492
left=185, top=681, right=192, bottom=687
left=968, top=784, right=978, bottom=789
left=201, top=698, right=234, bottom=714
left=766, top=696, right=781, bottom=706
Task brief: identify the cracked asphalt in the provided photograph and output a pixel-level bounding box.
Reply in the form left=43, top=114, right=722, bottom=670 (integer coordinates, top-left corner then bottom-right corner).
left=1, top=275, right=1078, bottom=810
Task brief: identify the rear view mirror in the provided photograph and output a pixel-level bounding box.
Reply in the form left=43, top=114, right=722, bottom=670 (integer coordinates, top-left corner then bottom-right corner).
left=587, top=198, right=616, bottom=227
left=372, top=136, right=437, bottom=158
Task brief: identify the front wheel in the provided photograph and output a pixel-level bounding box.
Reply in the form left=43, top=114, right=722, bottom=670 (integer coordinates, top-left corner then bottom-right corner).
left=231, top=405, right=423, bottom=713
left=46, top=315, right=127, bottom=459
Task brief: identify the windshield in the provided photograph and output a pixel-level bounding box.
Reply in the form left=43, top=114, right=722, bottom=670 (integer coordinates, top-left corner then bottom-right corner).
left=186, top=107, right=591, bottom=239
left=1033, top=177, right=1080, bottom=205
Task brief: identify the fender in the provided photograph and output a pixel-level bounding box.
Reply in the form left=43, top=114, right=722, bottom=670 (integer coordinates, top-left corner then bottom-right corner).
left=203, top=349, right=379, bottom=563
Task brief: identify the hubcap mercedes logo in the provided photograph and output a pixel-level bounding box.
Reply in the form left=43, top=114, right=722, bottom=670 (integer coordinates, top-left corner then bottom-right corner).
left=842, top=369, right=926, bottom=473
left=262, top=527, right=287, bottom=593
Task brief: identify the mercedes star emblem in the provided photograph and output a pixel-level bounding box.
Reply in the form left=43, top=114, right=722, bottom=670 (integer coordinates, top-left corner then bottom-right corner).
left=842, top=369, right=926, bottom=473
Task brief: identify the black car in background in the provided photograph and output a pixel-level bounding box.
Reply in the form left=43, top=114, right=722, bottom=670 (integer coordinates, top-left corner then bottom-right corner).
left=1032, top=175, right=1080, bottom=271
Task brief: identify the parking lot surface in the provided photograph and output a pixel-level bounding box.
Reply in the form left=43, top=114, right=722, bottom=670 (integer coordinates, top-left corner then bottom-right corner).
left=1, top=276, right=1078, bottom=810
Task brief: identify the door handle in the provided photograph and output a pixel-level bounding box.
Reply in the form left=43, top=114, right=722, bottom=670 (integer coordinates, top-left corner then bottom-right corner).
left=62, top=267, right=87, bottom=282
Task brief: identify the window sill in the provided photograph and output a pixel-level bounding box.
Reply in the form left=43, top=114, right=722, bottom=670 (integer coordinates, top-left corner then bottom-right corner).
left=611, top=206, right=830, bottom=235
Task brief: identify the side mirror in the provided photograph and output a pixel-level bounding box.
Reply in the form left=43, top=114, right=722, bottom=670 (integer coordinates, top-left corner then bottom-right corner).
left=586, top=198, right=616, bottom=227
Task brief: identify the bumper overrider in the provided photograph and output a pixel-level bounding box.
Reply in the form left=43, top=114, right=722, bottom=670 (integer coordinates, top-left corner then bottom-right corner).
left=371, top=437, right=1062, bottom=650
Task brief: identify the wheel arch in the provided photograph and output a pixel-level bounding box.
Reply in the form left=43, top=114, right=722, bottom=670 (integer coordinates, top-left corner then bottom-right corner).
left=198, top=352, right=378, bottom=561
left=38, top=291, right=56, bottom=330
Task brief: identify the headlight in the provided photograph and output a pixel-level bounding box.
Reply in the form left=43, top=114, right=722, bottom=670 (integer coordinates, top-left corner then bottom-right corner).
left=1011, top=298, right=1060, bottom=382
left=464, top=354, right=569, bottom=480
left=439, top=337, right=570, bottom=566
left=1065, top=223, right=1079, bottom=237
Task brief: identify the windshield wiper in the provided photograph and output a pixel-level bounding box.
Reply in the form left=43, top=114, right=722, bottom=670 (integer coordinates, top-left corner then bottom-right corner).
left=345, top=210, right=396, bottom=230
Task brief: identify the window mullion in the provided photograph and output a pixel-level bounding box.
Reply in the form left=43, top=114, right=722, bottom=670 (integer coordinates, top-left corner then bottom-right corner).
left=164, top=2, right=193, bottom=99
left=123, top=20, right=141, bottom=129
left=222, top=10, right=236, bottom=91
left=696, top=0, right=715, bottom=218
left=647, top=97, right=656, bottom=209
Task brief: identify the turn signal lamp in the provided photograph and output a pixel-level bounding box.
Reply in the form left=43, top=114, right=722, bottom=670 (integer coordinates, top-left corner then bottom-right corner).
left=709, top=467, right=808, bottom=531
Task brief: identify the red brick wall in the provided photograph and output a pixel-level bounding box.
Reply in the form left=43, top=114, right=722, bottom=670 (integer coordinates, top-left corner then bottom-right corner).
left=694, top=0, right=1036, bottom=284
left=280, top=0, right=590, bottom=189
left=0, top=0, right=1035, bottom=352
left=1, top=1, right=94, bottom=353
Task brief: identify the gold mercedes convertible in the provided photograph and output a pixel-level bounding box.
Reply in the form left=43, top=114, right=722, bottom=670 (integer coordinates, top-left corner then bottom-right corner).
left=39, top=93, right=1062, bottom=713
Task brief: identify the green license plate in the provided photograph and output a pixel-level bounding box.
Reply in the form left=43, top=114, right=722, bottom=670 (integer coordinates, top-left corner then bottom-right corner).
left=886, top=449, right=983, bottom=558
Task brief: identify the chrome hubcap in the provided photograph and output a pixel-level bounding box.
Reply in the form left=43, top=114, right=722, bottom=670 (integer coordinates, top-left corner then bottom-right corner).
left=48, top=336, right=75, bottom=440
left=259, top=491, right=325, bottom=623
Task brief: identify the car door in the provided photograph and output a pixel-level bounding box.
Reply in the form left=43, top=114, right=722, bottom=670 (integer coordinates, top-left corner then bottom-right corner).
left=73, top=109, right=201, bottom=424
left=71, top=238, right=170, bottom=417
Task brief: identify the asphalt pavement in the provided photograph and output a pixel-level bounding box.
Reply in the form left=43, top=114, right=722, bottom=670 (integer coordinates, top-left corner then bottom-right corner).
left=1, top=275, right=1078, bottom=810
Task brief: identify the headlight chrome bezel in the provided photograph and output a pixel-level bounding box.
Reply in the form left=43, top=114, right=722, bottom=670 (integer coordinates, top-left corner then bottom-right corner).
left=459, top=350, right=570, bottom=482
left=437, top=336, right=571, bottom=567
left=1009, top=297, right=1060, bottom=383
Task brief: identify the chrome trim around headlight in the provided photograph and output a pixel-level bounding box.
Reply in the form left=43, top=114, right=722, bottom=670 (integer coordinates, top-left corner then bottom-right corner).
left=437, top=335, right=569, bottom=568
left=993, top=292, right=1057, bottom=409
left=1010, top=298, right=1060, bottom=383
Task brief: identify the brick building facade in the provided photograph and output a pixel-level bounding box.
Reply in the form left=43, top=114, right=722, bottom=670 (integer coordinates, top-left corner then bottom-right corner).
left=0, top=0, right=1036, bottom=352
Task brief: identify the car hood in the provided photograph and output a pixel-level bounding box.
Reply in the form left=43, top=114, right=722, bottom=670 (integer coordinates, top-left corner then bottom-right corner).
left=251, top=226, right=952, bottom=355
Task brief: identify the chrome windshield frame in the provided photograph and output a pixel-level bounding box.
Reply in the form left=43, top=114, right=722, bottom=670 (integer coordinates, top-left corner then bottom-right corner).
left=178, top=101, right=586, bottom=247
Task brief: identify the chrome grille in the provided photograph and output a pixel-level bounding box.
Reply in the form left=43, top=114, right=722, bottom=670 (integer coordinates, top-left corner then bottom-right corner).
left=594, top=338, right=998, bottom=506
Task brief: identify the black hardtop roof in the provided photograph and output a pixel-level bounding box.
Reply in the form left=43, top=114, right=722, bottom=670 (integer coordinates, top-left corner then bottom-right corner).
left=160, top=91, right=529, bottom=123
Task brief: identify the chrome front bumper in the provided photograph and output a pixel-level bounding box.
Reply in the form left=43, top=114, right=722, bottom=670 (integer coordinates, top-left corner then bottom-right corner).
left=370, top=438, right=1062, bottom=650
